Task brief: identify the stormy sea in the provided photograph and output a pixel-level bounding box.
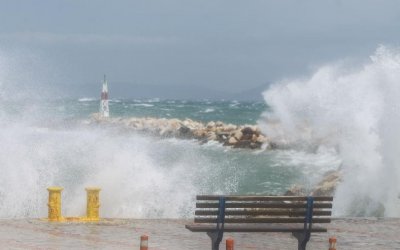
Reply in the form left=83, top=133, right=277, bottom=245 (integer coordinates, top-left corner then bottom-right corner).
left=1, top=46, right=400, bottom=219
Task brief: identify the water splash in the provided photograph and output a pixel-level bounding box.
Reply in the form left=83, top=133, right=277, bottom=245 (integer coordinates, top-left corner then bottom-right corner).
left=259, top=45, right=400, bottom=216
left=0, top=121, right=244, bottom=218
left=0, top=50, right=238, bottom=219
left=0, top=48, right=340, bottom=219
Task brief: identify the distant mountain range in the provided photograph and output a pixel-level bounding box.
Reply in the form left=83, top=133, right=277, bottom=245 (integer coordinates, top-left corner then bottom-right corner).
left=229, top=83, right=270, bottom=101
left=67, top=82, right=271, bottom=101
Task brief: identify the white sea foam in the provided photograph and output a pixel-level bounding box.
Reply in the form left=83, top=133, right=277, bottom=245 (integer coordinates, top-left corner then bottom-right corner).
left=132, top=103, right=154, bottom=107
left=78, top=97, right=96, bottom=102
left=109, top=99, right=121, bottom=103
left=259, top=45, right=400, bottom=216
left=201, top=108, right=215, bottom=113
left=229, top=101, right=240, bottom=108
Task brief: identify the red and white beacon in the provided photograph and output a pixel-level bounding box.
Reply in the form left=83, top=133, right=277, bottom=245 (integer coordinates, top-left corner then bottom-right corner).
left=100, top=74, right=109, bottom=118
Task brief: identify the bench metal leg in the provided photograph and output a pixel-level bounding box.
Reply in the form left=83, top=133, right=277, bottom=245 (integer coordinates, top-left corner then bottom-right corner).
left=292, top=232, right=310, bottom=250
left=207, top=231, right=223, bottom=250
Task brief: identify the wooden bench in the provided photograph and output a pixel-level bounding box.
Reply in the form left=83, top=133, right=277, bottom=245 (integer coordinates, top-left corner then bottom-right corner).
left=185, top=195, right=333, bottom=250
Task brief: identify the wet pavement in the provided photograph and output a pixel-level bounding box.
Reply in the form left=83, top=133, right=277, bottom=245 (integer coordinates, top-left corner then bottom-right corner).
left=0, top=218, right=399, bottom=249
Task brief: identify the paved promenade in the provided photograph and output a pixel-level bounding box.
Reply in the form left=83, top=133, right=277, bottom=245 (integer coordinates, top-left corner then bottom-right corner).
left=0, top=218, right=399, bottom=249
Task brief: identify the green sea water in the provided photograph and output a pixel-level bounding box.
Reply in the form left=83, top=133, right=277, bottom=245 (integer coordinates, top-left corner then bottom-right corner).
left=54, top=98, right=266, bottom=124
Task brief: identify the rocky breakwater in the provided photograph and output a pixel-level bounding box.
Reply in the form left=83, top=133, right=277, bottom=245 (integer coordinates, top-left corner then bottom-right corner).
left=285, top=170, right=342, bottom=196
left=90, top=114, right=269, bottom=149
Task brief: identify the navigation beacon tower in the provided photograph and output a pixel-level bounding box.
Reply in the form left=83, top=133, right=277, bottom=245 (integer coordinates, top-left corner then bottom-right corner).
left=100, top=75, right=109, bottom=118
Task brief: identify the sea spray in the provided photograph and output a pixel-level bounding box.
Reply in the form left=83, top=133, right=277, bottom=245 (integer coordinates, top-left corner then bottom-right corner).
left=259, top=45, right=400, bottom=216
left=0, top=116, right=338, bottom=218
left=0, top=50, right=224, bottom=218
left=0, top=121, right=243, bottom=218
left=0, top=49, right=339, bottom=218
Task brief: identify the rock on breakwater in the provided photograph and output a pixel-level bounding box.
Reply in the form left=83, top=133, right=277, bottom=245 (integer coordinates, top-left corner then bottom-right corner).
left=285, top=170, right=342, bottom=197
left=89, top=113, right=269, bottom=149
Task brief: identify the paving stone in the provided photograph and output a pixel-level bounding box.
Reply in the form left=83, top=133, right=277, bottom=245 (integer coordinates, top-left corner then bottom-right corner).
left=0, top=218, right=399, bottom=249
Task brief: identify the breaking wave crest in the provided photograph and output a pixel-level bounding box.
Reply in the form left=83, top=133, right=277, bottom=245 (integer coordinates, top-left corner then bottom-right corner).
left=259, top=45, right=400, bottom=216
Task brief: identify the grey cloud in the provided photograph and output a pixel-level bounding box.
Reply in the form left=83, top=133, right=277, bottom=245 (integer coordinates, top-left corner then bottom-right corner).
left=0, top=0, right=399, bottom=100
left=0, top=32, right=180, bottom=46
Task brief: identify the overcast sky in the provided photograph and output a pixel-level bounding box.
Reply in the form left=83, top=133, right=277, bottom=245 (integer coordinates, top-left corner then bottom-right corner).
left=0, top=0, right=400, bottom=99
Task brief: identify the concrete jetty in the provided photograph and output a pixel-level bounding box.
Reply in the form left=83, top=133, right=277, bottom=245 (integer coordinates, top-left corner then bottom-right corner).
left=0, top=218, right=399, bottom=249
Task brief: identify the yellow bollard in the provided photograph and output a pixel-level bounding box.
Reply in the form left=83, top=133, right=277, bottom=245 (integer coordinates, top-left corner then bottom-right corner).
left=47, top=186, right=64, bottom=222
left=85, top=187, right=101, bottom=221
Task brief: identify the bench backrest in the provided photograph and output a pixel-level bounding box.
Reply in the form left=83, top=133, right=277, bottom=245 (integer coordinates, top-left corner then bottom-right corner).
left=194, top=195, right=333, bottom=224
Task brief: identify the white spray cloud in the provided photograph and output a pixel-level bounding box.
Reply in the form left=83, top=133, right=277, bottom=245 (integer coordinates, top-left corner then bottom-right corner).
left=259, top=45, right=400, bottom=216
left=0, top=121, right=239, bottom=218
left=0, top=49, right=238, bottom=219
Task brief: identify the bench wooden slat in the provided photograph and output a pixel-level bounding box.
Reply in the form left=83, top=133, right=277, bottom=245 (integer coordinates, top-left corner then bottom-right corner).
left=185, top=224, right=328, bottom=233
left=194, top=217, right=331, bottom=224
left=196, top=202, right=332, bottom=209
left=197, top=195, right=333, bottom=202
left=195, top=210, right=332, bottom=217
left=187, top=195, right=333, bottom=250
